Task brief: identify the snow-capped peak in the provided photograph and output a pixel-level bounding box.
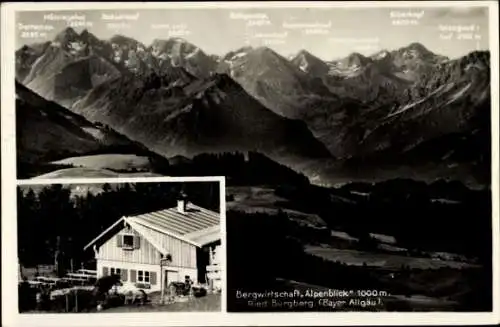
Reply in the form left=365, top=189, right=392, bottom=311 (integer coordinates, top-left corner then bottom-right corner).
left=230, top=51, right=248, bottom=61
left=69, top=41, right=85, bottom=53
left=185, top=47, right=201, bottom=59
left=299, top=60, right=309, bottom=72
left=373, top=50, right=389, bottom=59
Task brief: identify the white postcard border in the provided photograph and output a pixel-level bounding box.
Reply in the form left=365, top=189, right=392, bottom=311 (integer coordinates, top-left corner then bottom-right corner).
left=2, top=1, right=499, bottom=326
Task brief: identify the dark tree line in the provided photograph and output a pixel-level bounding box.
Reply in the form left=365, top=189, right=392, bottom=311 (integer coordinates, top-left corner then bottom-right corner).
left=274, top=178, right=492, bottom=262
left=17, top=182, right=220, bottom=271
left=226, top=210, right=387, bottom=292
left=169, top=151, right=310, bottom=187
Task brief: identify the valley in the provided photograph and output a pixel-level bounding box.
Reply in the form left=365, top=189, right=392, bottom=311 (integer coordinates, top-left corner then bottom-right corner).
left=15, top=27, right=491, bottom=187
left=226, top=180, right=492, bottom=312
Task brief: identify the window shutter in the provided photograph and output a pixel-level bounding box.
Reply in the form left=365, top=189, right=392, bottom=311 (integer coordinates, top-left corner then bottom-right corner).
left=150, top=271, right=157, bottom=285
left=121, top=269, right=128, bottom=282
left=134, top=236, right=141, bottom=249
left=116, top=235, right=123, bottom=247
left=102, top=267, right=109, bottom=276
left=130, top=269, right=137, bottom=282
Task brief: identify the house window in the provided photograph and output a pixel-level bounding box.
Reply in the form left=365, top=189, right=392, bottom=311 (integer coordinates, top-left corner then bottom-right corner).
left=110, top=268, right=121, bottom=276
left=123, top=235, right=134, bottom=249
left=137, top=270, right=150, bottom=283
left=116, top=234, right=140, bottom=250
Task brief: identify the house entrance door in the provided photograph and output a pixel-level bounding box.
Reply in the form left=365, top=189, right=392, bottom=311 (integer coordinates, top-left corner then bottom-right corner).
left=163, top=270, right=179, bottom=300
left=164, top=270, right=179, bottom=289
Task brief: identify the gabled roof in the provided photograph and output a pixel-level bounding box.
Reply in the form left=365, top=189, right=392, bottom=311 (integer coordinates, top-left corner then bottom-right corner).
left=184, top=225, right=220, bottom=247
left=127, top=203, right=219, bottom=236
left=126, top=220, right=171, bottom=253
left=83, top=203, right=220, bottom=251
left=83, top=217, right=126, bottom=251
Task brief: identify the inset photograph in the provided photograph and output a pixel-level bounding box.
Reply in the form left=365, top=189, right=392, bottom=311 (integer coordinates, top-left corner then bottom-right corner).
left=17, top=180, right=222, bottom=313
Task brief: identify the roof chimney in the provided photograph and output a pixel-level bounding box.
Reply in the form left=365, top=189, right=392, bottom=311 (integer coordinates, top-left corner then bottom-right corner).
left=177, top=192, right=188, bottom=214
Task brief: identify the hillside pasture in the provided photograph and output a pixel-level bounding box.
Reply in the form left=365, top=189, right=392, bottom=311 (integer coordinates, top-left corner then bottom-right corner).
left=33, top=167, right=162, bottom=179
left=51, top=154, right=153, bottom=172
left=227, top=186, right=327, bottom=227
left=304, top=245, right=478, bottom=270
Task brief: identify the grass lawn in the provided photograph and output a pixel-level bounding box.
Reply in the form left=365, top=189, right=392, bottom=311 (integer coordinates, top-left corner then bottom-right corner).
left=102, top=294, right=221, bottom=312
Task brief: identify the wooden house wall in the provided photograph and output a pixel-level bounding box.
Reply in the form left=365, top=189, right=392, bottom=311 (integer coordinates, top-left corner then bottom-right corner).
left=96, top=226, right=197, bottom=269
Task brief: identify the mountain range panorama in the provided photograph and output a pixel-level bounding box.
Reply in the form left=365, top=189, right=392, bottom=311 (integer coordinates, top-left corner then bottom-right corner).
left=16, top=27, right=491, bottom=187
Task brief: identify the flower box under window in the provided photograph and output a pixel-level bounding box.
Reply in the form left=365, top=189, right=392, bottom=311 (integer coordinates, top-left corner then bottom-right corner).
left=135, top=283, right=151, bottom=289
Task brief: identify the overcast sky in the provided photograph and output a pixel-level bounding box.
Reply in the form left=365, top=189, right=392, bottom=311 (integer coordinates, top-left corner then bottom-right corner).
left=16, top=6, right=490, bottom=60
